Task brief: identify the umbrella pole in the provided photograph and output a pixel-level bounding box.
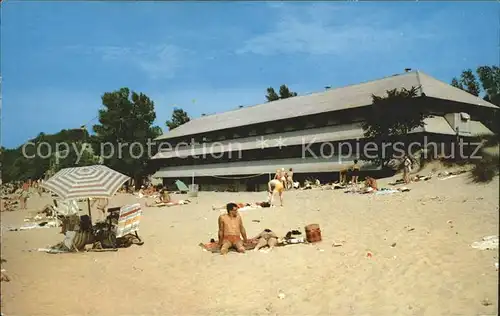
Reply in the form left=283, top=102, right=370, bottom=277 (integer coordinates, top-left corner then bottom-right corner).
left=87, top=198, right=92, bottom=224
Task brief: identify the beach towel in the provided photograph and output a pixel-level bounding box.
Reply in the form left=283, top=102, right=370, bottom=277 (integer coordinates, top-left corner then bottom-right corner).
left=375, top=189, right=400, bottom=195
left=238, top=205, right=262, bottom=212
left=471, top=235, right=498, bottom=250
left=175, top=180, right=189, bottom=193
left=199, top=239, right=259, bottom=253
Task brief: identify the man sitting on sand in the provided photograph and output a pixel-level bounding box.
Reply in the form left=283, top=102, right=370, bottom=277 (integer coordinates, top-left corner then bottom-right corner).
left=218, top=203, right=248, bottom=255
left=268, top=179, right=284, bottom=207
left=363, top=176, right=378, bottom=193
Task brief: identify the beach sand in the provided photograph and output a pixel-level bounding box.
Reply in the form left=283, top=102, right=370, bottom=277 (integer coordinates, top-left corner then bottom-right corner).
left=1, top=171, right=498, bottom=315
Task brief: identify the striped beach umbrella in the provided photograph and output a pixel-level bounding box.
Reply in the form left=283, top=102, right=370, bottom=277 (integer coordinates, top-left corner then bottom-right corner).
left=41, top=165, right=130, bottom=200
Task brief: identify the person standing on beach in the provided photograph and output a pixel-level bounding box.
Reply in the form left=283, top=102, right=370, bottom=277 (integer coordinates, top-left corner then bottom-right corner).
left=268, top=179, right=284, bottom=207
left=19, top=181, right=30, bottom=210
left=350, top=160, right=360, bottom=185
left=218, top=203, right=248, bottom=255
left=286, top=168, right=294, bottom=190
left=403, top=155, right=412, bottom=184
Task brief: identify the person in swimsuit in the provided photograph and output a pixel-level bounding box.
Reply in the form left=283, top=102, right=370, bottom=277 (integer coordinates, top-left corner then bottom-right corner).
left=350, top=159, right=360, bottom=185
left=268, top=179, right=284, bottom=207
left=253, top=229, right=278, bottom=251
left=364, top=176, right=378, bottom=192
left=19, top=182, right=30, bottom=210
left=403, top=155, right=412, bottom=184
left=287, top=168, right=294, bottom=189
left=218, top=203, right=248, bottom=255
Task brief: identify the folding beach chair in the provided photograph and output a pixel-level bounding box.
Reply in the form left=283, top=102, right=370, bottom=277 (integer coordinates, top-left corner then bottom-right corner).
left=175, top=180, right=189, bottom=193
left=113, top=203, right=144, bottom=246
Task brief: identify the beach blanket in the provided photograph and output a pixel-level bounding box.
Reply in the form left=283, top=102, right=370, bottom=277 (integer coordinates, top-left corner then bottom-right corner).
left=199, top=237, right=305, bottom=253
left=375, top=189, right=400, bottom=195
left=199, top=239, right=259, bottom=253
left=238, top=205, right=262, bottom=212
left=147, top=200, right=189, bottom=207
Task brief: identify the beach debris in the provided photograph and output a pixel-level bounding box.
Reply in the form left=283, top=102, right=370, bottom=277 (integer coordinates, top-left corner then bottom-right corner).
left=391, top=242, right=397, bottom=247
left=495, top=262, right=498, bottom=271
left=277, top=291, right=286, bottom=299
left=405, top=225, right=415, bottom=232
left=1, top=269, right=10, bottom=282
left=481, top=298, right=492, bottom=306
left=317, top=248, right=325, bottom=252
left=447, top=220, right=453, bottom=224
left=471, top=236, right=498, bottom=250
left=332, top=242, right=344, bottom=247
left=7, top=221, right=58, bottom=231
left=366, top=252, right=373, bottom=258
left=265, top=303, right=273, bottom=312
left=252, top=220, right=261, bottom=223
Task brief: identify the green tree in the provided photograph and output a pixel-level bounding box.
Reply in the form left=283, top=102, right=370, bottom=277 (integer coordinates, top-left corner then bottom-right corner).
left=165, top=108, right=191, bottom=130
left=0, top=128, right=93, bottom=182
left=460, top=69, right=481, bottom=96
left=93, top=88, right=161, bottom=185
left=265, top=87, right=280, bottom=102
left=451, top=77, right=464, bottom=90
left=265, top=84, right=297, bottom=102
left=451, top=66, right=500, bottom=135
left=361, top=86, right=429, bottom=166
left=476, top=65, right=500, bottom=105
left=278, top=84, right=298, bottom=99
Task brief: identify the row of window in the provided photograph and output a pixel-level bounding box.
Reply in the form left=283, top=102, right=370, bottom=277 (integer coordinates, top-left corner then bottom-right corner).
left=174, top=113, right=365, bottom=145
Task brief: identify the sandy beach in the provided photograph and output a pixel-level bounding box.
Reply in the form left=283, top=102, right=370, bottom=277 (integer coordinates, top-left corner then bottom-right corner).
left=1, top=169, right=498, bottom=316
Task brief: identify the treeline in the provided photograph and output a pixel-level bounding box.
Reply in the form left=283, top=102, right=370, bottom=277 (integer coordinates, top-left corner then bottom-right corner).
left=1, top=129, right=99, bottom=182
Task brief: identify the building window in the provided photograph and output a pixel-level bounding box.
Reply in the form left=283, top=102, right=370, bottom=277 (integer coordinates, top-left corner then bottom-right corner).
left=284, top=126, right=295, bottom=132
left=305, top=122, right=315, bottom=129
left=248, top=130, right=257, bottom=136
left=327, top=118, right=338, bottom=126
left=265, top=127, right=275, bottom=134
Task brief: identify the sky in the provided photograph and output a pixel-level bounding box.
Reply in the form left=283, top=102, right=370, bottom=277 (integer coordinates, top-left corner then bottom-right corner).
left=1, top=1, right=498, bottom=148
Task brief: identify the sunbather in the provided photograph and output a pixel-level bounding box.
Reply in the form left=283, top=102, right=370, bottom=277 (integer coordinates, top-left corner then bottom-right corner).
left=363, top=176, right=378, bottom=193
left=253, top=229, right=278, bottom=251
left=218, top=203, right=248, bottom=255
left=212, top=201, right=270, bottom=211
left=146, top=189, right=190, bottom=207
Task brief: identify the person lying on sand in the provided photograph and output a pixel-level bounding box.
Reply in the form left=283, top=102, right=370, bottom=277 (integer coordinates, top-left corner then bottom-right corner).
left=146, top=200, right=190, bottom=207
left=146, top=189, right=190, bottom=207
left=218, top=203, right=248, bottom=255
left=212, top=201, right=271, bottom=211
left=253, top=229, right=278, bottom=251
left=268, top=179, right=284, bottom=207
